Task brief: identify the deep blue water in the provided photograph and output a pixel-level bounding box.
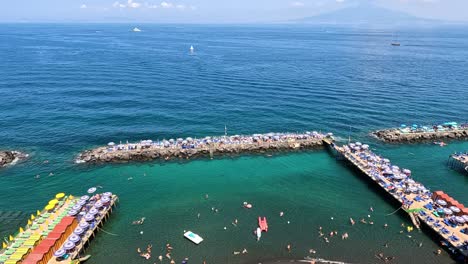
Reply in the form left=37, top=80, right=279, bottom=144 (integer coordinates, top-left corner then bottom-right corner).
left=0, top=24, right=467, bottom=264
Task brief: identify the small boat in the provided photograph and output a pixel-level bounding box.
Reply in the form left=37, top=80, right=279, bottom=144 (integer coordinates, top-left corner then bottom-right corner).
left=258, top=216, right=268, bottom=232
left=184, top=231, right=203, bottom=244
left=133, top=27, right=141, bottom=32
left=190, top=45, right=194, bottom=53
left=391, top=43, right=400, bottom=46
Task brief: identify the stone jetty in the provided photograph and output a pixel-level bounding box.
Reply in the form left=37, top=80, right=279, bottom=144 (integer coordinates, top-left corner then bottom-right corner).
left=76, top=131, right=333, bottom=164
left=0, top=151, right=28, bottom=168
left=372, top=123, right=468, bottom=143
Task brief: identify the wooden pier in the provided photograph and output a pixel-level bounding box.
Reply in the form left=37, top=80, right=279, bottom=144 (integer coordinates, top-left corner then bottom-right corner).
left=0, top=191, right=118, bottom=264
left=448, top=153, right=468, bottom=174
left=324, top=140, right=468, bottom=261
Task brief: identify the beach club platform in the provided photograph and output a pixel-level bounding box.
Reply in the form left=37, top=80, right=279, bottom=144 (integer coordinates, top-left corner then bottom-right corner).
left=448, top=152, right=468, bottom=174
left=0, top=189, right=118, bottom=264
left=325, top=141, right=468, bottom=261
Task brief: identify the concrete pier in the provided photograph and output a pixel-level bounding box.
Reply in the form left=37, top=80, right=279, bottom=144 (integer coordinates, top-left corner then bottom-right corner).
left=372, top=124, right=468, bottom=143
left=324, top=141, right=468, bottom=260
left=76, top=131, right=333, bottom=164
left=0, top=151, right=28, bottom=168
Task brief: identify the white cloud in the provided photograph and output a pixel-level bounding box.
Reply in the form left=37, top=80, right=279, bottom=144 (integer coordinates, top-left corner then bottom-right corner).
left=112, top=0, right=141, bottom=8
left=291, top=1, right=305, bottom=7
left=160, top=1, right=173, bottom=8
left=80, top=4, right=87, bottom=9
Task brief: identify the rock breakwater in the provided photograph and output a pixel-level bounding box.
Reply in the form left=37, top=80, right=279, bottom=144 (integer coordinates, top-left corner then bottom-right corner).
left=0, top=151, right=28, bottom=167
left=76, top=132, right=333, bottom=164
left=372, top=128, right=468, bottom=143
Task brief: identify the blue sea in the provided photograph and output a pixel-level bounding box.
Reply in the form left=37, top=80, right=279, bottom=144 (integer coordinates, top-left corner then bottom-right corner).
left=0, top=24, right=467, bottom=263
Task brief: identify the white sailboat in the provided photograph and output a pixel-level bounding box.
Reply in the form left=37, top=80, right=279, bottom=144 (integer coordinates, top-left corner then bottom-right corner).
left=133, top=27, right=142, bottom=32
left=190, top=45, right=194, bottom=53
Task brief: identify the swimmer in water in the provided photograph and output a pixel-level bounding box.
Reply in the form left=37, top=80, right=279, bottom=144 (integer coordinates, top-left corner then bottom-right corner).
left=350, top=218, right=355, bottom=225
left=286, top=244, right=291, bottom=252
left=280, top=211, right=284, bottom=217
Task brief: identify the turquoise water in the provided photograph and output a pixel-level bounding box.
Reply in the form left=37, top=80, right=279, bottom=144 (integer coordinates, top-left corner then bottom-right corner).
left=0, top=24, right=467, bottom=263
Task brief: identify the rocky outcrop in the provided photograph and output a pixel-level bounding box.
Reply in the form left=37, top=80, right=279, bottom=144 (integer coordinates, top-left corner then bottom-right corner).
left=76, top=138, right=330, bottom=165
left=372, top=128, right=468, bottom=143
left=0, top=151, right=28, bottom=167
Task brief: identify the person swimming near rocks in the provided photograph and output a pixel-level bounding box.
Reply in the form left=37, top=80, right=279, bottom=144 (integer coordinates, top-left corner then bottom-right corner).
left=309, top=248, right=316, bottom=254
left=286, top=244, right=291, bottom=252
left=360, top=218, right=367, bottom=224
left=342, top=232, right=349, bottom=240
left=181, top=257, right=189, bottom=264
left=384, top=223, right=388, bottom=229
left=350, top=218, right=355, bottom=225
left=132, top=217, right=145, bottom=225
left=280, top=211, right=284, bottom=217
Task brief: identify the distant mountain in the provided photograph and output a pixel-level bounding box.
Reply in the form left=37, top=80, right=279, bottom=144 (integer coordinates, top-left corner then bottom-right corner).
left=294, top=4, right=443, bottom=26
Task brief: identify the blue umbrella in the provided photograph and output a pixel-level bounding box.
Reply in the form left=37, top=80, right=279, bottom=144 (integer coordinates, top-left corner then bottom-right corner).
left=74, top=227, right=85, bottom=235
left=68, top=234, right=81, bottom=243
left=63, top=241, right=75, bottom=250
left=54, top=248, right=66, bottom=257
left=79, top=221, right=90, bottom=229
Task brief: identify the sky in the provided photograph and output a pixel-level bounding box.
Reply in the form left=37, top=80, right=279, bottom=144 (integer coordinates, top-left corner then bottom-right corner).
left=1, top=0, right=467, bottom=23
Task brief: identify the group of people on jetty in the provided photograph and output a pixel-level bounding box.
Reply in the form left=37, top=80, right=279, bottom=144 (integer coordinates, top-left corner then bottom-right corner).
left=104, top=131, right=327, bottom=152
left=398, top=122, right=467, bottom=134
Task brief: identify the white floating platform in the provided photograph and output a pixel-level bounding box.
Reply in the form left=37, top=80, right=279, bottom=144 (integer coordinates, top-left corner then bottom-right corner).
left=184, top=231, right=203, bottom=244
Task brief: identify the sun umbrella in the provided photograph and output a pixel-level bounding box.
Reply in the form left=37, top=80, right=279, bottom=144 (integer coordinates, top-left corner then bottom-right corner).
left=54, top=248, right=66, bottom=257
left=89, top=208, right=98, bottom=215
left=87, top=187, right=97, bottom=194
left=94, top=201, right=103, bottom=208
left=436, top=200, right=447, bottom=206
left=68, top=210, right=79, bottom=216
left=108, top=142, right=115, bottom=146
left=80, top=195, right=90, bottom=201
left=68, top=234, right=81, bottom=243
left=77, top=200, right=87, bottom=206
left=103, top=192, right=112, bottom=197
left=443, top=208, right=453, bottom=215
left=79, top=222, right=90, bottom=229
left=72, top=204, right=82, bottom=211
left=74, top=227, right=85, bottom=235
left=63, top=241, right=75, bottom=250
left=101, top=196, right=110, bottom=203
left=450, top=206, right=461, bottom=213
left=84, top=214, right=94, bottom=222
left=462, top=215, right=468, bottom=222
left=454, top=216, right=465, bottom=224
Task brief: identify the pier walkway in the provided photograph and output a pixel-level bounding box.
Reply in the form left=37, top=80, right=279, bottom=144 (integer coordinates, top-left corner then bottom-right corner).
left=326, top=141, right=468, bottom=260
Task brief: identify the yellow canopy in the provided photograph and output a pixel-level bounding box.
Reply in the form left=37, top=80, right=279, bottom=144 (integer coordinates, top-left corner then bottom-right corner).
left=44, top=204, right=55, bottom=211
left=9, top=235, right=13, bottom=241
left=19, top=227, right=24, bottom=233
left=30, top=214, right=35, bottom=220
left=27, top=220, right=32, bottom=225
left=48, top=199, right=59, bottom=205
left=2, top=242, right=7, bottom=248
left=55, top=193, right=65, bottom=199
left=37, top=210, right=41, bottom=216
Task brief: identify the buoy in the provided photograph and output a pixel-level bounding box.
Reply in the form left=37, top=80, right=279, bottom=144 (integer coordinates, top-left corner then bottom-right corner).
left=140, top=231, right=144, bottom=235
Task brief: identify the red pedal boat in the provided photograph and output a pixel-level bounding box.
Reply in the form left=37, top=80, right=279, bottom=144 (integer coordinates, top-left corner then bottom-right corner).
left=258, top=216, right=268, bottom=232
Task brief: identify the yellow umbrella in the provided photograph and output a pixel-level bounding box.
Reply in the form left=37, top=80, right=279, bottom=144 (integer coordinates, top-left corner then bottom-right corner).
left=55, top=193, right=65, bottom=199
left=68, top=195, right=74, bottom=200
left=37, top=210, right=41, bottom=216
left=19, top=227, right=24, bottom=233
left=30, top=214, right=35, bottom=220
left=2, top=242, right=7, bottom=248
left=27, top=220, right=32, bottom=225
left=48, top=199, right=59, bottom=205
left=45, top=204, right=55, bottom=211
left=9, top=235, right=13, bottom=241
